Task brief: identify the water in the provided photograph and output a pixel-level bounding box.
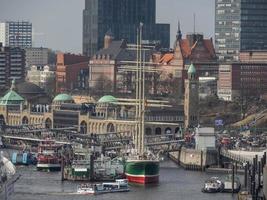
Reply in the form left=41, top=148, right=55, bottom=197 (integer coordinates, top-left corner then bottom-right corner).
left=11, top=161, right=239, bottom=200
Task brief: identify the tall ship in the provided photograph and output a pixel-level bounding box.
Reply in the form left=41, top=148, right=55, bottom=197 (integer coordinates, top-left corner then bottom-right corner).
left=125, top=158, right=159, bottom=184
left=124, top=23, right=159, bottom=184
left=36, top=140, right=61, bottom=171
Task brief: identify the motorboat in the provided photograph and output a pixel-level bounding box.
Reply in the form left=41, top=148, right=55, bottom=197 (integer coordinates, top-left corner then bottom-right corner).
left=202, top=177, right=224, bottom=193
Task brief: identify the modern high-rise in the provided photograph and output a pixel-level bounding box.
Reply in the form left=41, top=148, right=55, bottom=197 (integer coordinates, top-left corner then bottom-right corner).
left=0, top=43, right=26, bottom=89
left=215, top=0, right=267, bottom=61
left=83, top=0, right=170, bottom=57
left=0, top=21, right=32, bottom=48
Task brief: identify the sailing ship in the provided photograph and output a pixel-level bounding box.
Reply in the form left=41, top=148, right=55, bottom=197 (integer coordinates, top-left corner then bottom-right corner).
left=124, top=23, right=159, bottom=184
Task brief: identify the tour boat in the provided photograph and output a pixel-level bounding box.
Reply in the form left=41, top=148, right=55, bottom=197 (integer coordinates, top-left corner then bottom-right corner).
left=125, top=159, right=159, bottom=184
left=36, top=140, right=61, bottom=171
left=77, top=179, right=129, bottom=195
left=202, top=177, right=224, bottom=193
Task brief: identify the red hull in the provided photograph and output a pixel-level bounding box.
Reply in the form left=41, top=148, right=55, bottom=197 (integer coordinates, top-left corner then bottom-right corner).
left=126, top=174, right=159, bottom=184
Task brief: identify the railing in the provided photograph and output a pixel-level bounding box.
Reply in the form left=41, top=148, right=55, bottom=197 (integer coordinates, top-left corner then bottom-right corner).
left=220, top=148, right=253, bottom=164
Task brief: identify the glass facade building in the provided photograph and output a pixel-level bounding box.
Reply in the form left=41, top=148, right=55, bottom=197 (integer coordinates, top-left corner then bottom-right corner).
left=215, top=0, right=267, bottom=61
left=83, top=0, right=170, bottom=57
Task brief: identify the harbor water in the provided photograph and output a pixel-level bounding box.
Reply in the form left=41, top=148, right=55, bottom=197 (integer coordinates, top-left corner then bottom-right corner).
left=12, top=160, right=239, bottom=200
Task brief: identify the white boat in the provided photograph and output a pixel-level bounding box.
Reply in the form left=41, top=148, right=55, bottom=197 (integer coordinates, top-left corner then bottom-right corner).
left=202, top=177, right=224, bottom=193
left=222, top=175, right=241, bottom=193
left=77, top=179, right=130, bottom=195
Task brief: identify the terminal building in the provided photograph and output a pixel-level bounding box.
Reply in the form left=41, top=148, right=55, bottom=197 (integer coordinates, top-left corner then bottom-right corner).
left=0, top=81, right=184, bottom=136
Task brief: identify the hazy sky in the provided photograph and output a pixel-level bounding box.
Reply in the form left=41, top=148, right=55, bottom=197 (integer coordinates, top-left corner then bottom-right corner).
left=0, top=0, right=215, bottom=53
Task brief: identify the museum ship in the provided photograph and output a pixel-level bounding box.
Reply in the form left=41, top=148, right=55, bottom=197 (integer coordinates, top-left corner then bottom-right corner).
left=124, top=23, right=159, bottom=184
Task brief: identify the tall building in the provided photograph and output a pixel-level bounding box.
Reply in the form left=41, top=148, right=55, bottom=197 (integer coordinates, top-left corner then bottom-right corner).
left=218, top=51, right=267, bottom=101
left=0, top=43, right=26, bottom=89
left=215, top=0, right=267, bottom=61
left=25, top=47, right=49, bottom=68
left=0, top=21, right=32, bottom=48
left=184, top=64, right=199, bottom=129
left=83, top=0, right=170, bottom=57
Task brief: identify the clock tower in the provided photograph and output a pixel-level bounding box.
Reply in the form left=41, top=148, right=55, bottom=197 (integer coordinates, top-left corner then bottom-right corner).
left=184, top=63, right=199, bottom=129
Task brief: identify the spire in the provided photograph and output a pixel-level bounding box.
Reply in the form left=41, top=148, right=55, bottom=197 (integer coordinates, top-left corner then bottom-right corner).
left=176, top=20, right=182, bottom=40
left=10, top=79, right=16, bottom=90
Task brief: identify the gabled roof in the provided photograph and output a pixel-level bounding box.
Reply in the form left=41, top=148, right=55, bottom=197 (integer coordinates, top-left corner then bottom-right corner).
left=179, top=38, right=216, bottom=59
left=95, top=40, right=128, bottom=60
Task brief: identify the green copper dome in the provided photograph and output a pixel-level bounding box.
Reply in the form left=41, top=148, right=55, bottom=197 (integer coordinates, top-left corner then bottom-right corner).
left=53, top=93, right=74, bottom=102
left=0, top=90, right=24, bottom=105
left=188, top=63, right=196, bottom=74
left=98, top=95, right=117, bottom=104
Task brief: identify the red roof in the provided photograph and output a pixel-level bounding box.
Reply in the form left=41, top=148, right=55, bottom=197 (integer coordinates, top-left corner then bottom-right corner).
left=159, top=53, right=174, bottom=64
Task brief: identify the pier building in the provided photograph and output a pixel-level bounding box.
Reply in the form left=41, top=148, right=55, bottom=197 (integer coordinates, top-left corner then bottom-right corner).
left=0, top=82, right=184, bottom=136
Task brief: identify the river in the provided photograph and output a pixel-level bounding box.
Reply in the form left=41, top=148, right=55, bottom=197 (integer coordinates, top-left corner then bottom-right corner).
left=11, top=160, right=239, bottom=200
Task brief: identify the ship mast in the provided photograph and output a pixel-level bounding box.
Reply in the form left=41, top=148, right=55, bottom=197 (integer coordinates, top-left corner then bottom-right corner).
left=135, top=23, right=145, bottom=155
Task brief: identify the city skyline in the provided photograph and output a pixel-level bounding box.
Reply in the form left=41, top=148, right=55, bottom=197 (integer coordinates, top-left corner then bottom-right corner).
left=0, top=0, right=215, bottom=53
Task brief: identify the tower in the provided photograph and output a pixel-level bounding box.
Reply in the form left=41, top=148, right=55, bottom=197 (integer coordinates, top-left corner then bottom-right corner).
left=176, top=20, right=182, bottom=41
left=184, top=63, right=199, bottom=129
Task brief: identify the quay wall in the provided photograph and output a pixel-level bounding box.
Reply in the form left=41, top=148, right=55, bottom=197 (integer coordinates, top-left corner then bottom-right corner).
left=264, top=166, right=267, bottom=199
left=169, top=147, right=217, bottom=170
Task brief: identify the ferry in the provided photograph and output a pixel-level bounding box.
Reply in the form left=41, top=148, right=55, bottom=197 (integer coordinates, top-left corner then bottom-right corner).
left=36, top=140, right=61, bottom=171
left=77, top=179, right=129, bottom=195
left=202, top=177, right=224, bottom=193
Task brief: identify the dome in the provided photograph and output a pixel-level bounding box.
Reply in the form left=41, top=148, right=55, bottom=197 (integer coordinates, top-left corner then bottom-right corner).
left=188, top=63, right=196, bottom=74
left=53, top=93, right=74, bottom=102
left=0, top=90, right=24, bottom=105
left=98, top=95, right=117, bottom=104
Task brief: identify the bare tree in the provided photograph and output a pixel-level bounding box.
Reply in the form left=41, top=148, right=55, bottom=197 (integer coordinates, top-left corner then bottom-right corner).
left=91, top=74, right=113, bottom=94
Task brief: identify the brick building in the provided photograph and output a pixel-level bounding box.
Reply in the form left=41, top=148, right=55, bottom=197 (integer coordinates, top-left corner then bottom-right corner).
left=89, top=32, right=138, bottom=94
left=56, top=53, right=90, bottom=92
left=218, top=51, right=267, bottom=101
left=156, top=26, right=218, bottom=97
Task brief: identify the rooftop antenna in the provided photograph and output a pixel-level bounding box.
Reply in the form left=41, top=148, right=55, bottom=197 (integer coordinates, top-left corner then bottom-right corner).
left=193, top=13, right=196, bottom=34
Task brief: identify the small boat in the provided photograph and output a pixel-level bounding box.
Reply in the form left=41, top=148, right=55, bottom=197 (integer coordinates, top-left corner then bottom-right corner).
left=222, top=175, right=241, bottom=193
left=36, top=140, right=61, bottom=171
left=77, top=179, right=130, bottom=195
left=11, top=152, right=37, bottom=165
left=202, top=177, right=224, bottom=193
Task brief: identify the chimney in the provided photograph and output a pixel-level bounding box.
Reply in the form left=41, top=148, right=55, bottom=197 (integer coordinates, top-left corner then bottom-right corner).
left=104, top=29, right=114, bottom=49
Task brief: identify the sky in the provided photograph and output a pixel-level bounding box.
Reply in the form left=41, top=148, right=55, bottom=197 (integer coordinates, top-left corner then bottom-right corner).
left=0, top=0, right=215, bottom=53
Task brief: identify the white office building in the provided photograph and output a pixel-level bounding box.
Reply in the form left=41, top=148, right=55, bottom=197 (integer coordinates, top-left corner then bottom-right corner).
left=0, top=21, right=32, bottom=48
left=27, top=65, right=55, bottom=88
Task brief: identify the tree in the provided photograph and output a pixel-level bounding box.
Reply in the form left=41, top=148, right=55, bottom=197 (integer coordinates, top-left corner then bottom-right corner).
left=44, top=76, right=56, bottom=97
left=91, top=74, right=113, bottom=94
